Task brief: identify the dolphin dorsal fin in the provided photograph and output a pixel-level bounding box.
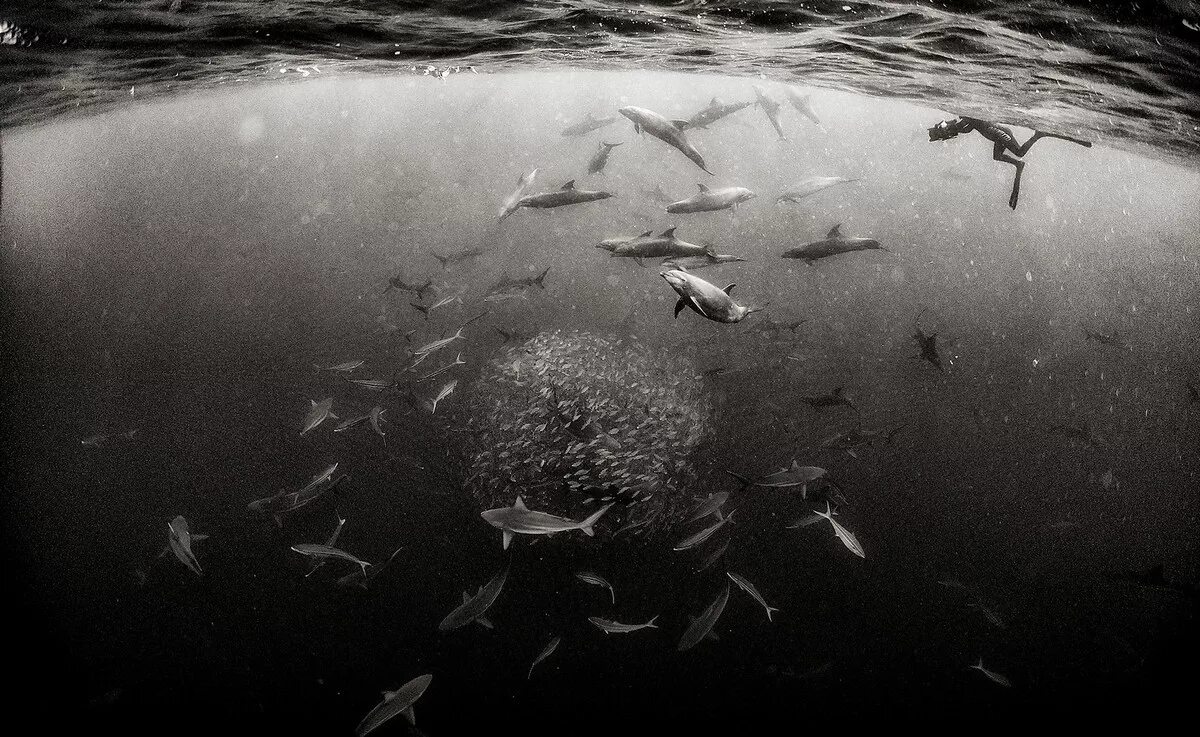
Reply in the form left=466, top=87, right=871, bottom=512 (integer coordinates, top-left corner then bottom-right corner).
left=723, top=283, right=735, bottom=295
left=697, top=183, right=709, bottom=192
left=827, top=224, right=843, bottom=239
left=661, top=227, right=677, bottom=238
left=711, top=96, right=721, bottom=105
left=670, top=119, right=689, bottom=129
left=514, top=496, right=528, bottom=510
left=562, top=180, right=576, bottom=190
left=640, top=230, right=653, bottom=237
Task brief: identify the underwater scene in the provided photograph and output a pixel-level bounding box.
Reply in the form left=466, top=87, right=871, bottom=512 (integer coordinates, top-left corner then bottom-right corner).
left=1, top=1, right=1199, bottom=733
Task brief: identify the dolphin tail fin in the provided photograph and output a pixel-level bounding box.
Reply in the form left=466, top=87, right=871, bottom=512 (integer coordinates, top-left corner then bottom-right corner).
left=579, top=503, right=614, bottom=536
left=534, top=267, right=550, bottom=289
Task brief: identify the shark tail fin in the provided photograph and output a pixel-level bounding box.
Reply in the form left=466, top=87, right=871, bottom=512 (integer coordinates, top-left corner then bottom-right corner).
left=579, top=503, right=614, bottom=536
left=432, top=252, right=449, bottom=268
left=534, top=267, right=550, bottom=288
left=767, top=606, right=780, bottom=622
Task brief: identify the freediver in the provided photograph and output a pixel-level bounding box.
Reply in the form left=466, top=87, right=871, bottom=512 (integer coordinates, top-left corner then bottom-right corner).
left=927, top=116, right=1092, bottom=209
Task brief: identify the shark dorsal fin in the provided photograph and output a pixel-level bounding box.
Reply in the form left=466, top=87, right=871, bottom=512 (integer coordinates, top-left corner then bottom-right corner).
left=791, top=459, right=801, bottom=470
left=827, top=224, right=843, bottom=239
left=562, top=180, right=576, bottom=190
left=639, top=230, right=653, bottom=237
left=661, top=227, right=677, bottom=239
left=697, top=183, right=709, bottom=193
left=514, top=496, right=528, bottom=510
left=711, top=96, right=721, bottom=105
left=723, top=283, right=735, bottom=295
left=462, top=591, right=470, bottom=603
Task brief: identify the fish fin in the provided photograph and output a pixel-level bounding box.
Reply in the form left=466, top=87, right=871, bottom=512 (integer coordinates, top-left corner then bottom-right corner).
left=671, top=119, right=689, bottom=129
left=661, top=226, right=677, bottom=238
left=690, top=297, right=708, bottom=317
left=674, top=298, right=687, bottom=319
left=648, top=615, right=659, bottom=628
left=826, top=224, right=843, bottom=238
left=639, top=230, right=653, bottom=237
left=562, top=180, right=576, bottom=190
left=402, top=706, right=415, bottom=726
left=790, top=459, right=801, bottom=470
left=697, top=183, right=709, bottom=192
left=579, top=503, right=613, bottom=536
left=633, top=122, right=642, bottom=135
left=705, top=630, right=720, bottom=642
left=724, top=470, right=752, bottom=489
left=502, top=529, right=513, bottom=550
left=514, top=496, right=527, bottom=510
left=767, top=606, right=780, bottom=622
left=722, top=283, right=735, bottom=295
left=462, top=591, right=470, bottom=604
left=635, top=257, right=646, bottom=268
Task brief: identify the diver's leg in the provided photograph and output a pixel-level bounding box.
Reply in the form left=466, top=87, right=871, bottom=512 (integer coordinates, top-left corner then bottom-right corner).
left=1015, top=130, right=1092, bottom=155
left=993, top=142, right=1024, bottom=209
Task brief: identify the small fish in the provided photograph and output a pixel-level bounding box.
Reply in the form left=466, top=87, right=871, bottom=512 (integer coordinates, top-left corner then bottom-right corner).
left=346, top=378, right=393, bottom=391
left=302, top=398, right=336, bottom=435
left=483, top=291, right=527, bottom=303
left=412, top=327, right=466, bottom=357
left=290, top=543, right=370, bottom=576
left=588, top=615, right=659, bottom=634
left=674, top=510, right=735, bottom=551
left=428, top=379, right=459, bottom=414
left=334, top=414, right=370, bottom=432
left=812, top=502, right=865, bottom=559
left=355, top=674, right=433, bottom=736
left=528, top=636, right=561, bottom=679
left=575, top=571, right=615, bottom=603
left=1084, top=329, right=1127, bottom=349
left=1099, top=468, right=1119, bottom=491
left=81, top=434, right=108, bottom=448
left=167, top=515, right=203, bottom=577
left=411, top=293, right=463, bottom=319
left=727, top=572, right=780, bottom=622
left=418, top=353, right=465, bottom=382
left=369, top=406, right=386, bottom=437
left=784, top=510, right=829, bottom=529
left=383, top=275, right=434, bottom=300
left=968, top=659, right=1012, bottom=687
left=314, top=359, right=364, bottom=372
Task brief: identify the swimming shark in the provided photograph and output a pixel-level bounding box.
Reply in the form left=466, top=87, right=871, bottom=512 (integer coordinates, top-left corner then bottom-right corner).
left=618, top=105, right=714, bottom=174
left=480, top=497, right=614, bottom=549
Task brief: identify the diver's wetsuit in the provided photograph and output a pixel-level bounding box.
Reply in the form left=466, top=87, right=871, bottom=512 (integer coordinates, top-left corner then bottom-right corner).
left=929, top=116, right=1092, bottom=209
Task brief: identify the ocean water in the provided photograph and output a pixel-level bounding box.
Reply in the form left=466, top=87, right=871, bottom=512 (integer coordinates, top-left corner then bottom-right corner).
left=1, top=2, right=1199, bottom=733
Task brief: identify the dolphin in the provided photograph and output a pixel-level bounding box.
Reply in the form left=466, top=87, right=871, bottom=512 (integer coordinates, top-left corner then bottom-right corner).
left=678, top=583, right=730, bottom=651
left=605, top=227, right=715, bottom=260
left=660, top=269, right=765, bottom=324
left=685, top=97, right=753, bottom=130
left=776, top=176, right=861, bottom=204
left=355, top=674, right=432, bottom=736
left=752, top=85, right=787, bottom=140
left=561, top=112, right=617, bottom=137
left=781, top=224, right=886, bottom=263
left=783, top=86, right=822, bottom=126
left=480, top=496, right=614, bottom=549
left=498, top=168, right=539, bottom=220
left=515, top=180, right=614, bottom=210
left=618, top=105, right=714, bottom=174
left=661, top=252, right=746, bottom=270
left=666, top=184, right=756, bottom=214
left=587, top=142, right=623, bottom=174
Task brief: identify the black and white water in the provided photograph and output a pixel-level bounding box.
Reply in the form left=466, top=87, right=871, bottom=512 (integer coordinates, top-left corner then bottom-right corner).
left=1, top=1, right=1198, bottom=733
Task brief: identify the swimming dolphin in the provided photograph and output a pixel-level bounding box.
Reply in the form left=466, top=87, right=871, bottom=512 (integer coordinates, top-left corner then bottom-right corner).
left=561, top=112, right=617, bottom=137
left=498, top=168, right=539, bottom=220
left=515, top=180, right=614, bottom=210
left=781, top=224, right=886, bottom=263
left=684, top=97, right=754, bottom=130
left=481, top=496, right=614, bottom=549
left=752, top=85, right=787, bottom=140
left=776, top=176, right=861, bottom=204
left=603, top=227, right=716, bottom=260
left=783, top=86, right=822, bottom=126
left=666, top=184, right=756, bottom=214
left=661, top=268, right=764, bottom=323
left=618, top=105, right=714, bottom=174
left=588, top=142, right=623, bottom=174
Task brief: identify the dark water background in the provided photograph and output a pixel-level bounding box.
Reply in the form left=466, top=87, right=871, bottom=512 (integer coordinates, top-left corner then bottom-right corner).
left=2, top=2, right=1199, bottom=734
